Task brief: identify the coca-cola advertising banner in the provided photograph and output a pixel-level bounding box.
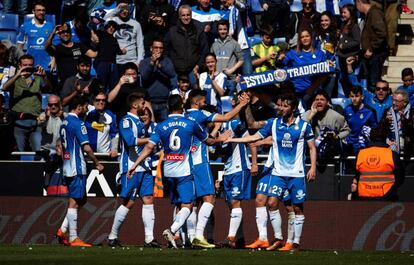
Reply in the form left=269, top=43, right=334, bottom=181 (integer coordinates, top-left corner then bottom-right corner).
left=0, top=197, right=413, bottom=251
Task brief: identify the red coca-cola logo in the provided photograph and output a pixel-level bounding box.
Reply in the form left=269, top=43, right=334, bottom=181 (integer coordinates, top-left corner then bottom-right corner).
left=166, top=154, right=185, bottom=161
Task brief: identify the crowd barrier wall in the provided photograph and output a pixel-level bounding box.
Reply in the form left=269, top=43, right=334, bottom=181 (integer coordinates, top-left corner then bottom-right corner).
left=0, top=197, right=413, bottom=251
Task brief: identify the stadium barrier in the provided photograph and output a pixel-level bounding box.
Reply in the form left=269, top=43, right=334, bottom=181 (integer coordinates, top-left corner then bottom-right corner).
left=0, top=196, right=412, bottom=251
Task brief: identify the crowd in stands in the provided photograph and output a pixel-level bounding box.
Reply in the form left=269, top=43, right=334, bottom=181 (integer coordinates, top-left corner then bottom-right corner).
left=0, top=0, right=413, bottom=162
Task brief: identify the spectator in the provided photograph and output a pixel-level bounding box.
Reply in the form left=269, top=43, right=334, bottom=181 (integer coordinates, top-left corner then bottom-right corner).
left=61, top=0, right=88, bottom=24
left=288, top=0, right=321, bottom=47
left=45, top=23, right=97, bottom=90
left=170, top=74, right=192, bottom=102
left=166, top=5, right=208, bottom=87
left=337, top=4, right=360, bottom=96
left=198, top=53, right=227, bottom=113
left=108, top=1, right=145, bottom=71
left=370, top=0, right=398, bottom=56
left=191, top=0, right=222, bottom=45
left=210, top=20, right=244, bottom=96
left=0, top=94, right=14, bottom=159
left=260, top=0, right=290, bottom=38
left=314, top=11, right=338, bottom=61
left=1, top=39, right=24, bottom=68
left=397, top=68, right=414, bottom=106
left=88, top=0, right=119, bottom=31
left=3, top=54, right=52, bottom=152
left=281, top=28, right=326, bottom=98
left=401, top=0, right=414, bottom=14
left=301, top=90, right=350, bottom=158
left=251, top=25, right=282, bottom=73
left=85, top=92, right=119, bottom=157
left=17, top=1, right=54, bottom=72
left=61, top=56, right=100, bottom=108
left=347, top=57, right=392, bottom=122
left=140, top=0, right=176, bottom=54
left=38, top=95, right=64, bottom=156
left=92, top=20, right=126, bottom=93
left=140, top=38, right=176, bottom=122
left=108, top=62, right=146, bottom=121
left=0, top=43, right=17, bottom=93
left=383, top=89, right=413, bottom=155
left=218, top=0, right=252, bottom=75
left=343, top=86, right=377, bottom=154
left=353, top=122, right=405, bottom=201
left=356, top=0, right=387, bottom=92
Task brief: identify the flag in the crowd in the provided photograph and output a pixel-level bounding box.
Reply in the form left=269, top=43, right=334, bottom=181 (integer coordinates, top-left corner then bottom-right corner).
left=316, top=0, right=340, bottom=15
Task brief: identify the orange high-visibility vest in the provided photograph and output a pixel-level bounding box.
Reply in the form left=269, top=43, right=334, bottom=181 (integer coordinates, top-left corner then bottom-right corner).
left=356, top=146, right=395, bottom=197
left=153, top=151, right=164, bottom=198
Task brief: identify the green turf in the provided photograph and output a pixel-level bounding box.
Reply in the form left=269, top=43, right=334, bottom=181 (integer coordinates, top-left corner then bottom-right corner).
left=0, top=245, right=412, bottom=265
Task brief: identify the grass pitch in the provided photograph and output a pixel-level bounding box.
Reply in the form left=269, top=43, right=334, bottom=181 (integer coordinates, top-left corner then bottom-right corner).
left=0, top=245, right=412, bottom=265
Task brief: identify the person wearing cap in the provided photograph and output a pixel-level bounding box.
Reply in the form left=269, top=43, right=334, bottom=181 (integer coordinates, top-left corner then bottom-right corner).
left=45, top=23, right=97, bottom=91
left=92, top=20, right=127, bottom=93
left=107, top=1, right=145, bottom=71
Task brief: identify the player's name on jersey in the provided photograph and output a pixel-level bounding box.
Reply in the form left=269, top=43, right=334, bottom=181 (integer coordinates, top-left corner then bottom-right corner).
left=162, top=120, right=188, bottom=130
left=240, top=61, right=334, bottom=90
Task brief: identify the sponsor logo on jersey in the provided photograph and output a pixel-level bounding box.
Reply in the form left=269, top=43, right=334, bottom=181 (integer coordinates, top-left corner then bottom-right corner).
left=64, top=153, right=70, bottom=160
left=282, top=133, right=293, bottom=148
left=166, top=154, right=185, bottom=161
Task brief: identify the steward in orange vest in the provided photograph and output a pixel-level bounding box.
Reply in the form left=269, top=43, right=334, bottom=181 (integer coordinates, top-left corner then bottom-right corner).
left=355, top=141, right=405, bottom=201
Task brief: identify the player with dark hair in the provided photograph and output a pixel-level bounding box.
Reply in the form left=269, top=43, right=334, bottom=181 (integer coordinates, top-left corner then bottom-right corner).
left=127, top=95, right=230, bottom=248
left=107, top=92, right=159, bottom=248
left=225, top=93, right=317, bottom=252
left=56, top=96, right=104, bottom=247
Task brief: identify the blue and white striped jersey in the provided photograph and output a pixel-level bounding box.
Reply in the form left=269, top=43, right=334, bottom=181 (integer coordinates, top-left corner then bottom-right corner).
left=85, top=109, right=118, bottom=153
left=17, top=19, right=54, bottom=69
left=185, top=109, right=217, bottom=165
left=221, top=119, right=250, bottom=175
left=119, top=112, right=151, bottom=174
left=60, top=113, right=89, bottom=177
left=199, top=72, right=227, bottom=113
left=150, top=114, right=208, bottom=177
left=258, top=117, right=314, bottom=178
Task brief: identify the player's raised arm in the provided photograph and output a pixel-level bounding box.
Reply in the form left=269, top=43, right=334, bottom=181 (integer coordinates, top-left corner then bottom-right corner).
left=213, top=93, right=250, bottom=122
left=127, top=142, right=156, bottom=177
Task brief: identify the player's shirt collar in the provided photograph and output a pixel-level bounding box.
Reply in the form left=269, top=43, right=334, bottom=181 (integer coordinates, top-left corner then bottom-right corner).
left=68, top=112, right=78, bottom=118
left=127, top=111, right=140, bottom=120
left=168, top=114, right=184, bottom=117
left=280, top=116, right=300, bottom=127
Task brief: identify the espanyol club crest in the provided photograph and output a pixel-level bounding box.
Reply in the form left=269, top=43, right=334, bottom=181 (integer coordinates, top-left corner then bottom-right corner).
left=273, top=69, right=287, bottom=82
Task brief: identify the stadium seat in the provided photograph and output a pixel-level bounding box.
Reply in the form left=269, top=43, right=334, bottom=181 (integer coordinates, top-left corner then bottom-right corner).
left=248, top=34, right=287, bottom=47
left=221, top=96, right=233, bottom=113
left=0, top=13, right=18, bottom=43
left=24, top=14, right=56, bottom=25
left=331, top=98, right=351, bottom=114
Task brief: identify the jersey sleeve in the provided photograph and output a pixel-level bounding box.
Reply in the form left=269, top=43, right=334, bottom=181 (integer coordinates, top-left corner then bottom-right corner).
left=149, top=126, right=161, bottom=145
left=304, top=122, right=315, bottom=142
left=119, top=118, right=137, bottom=146
left=16, top=24, right=26, bottom=44
left=76, top=122, right=90, bottom=145
left=201, top=110, right=217, bottom=122
left=257, top=119, right=273, bottom=139
left=193, top=122, right=209, bottom=143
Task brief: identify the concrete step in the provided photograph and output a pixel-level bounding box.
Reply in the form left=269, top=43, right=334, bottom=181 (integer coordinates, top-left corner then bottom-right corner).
left=386, top=61, right=413, bottom=77
left=388, top=56, right=414, bottom=62
left=395, top=45, right=414, bottom=56
left=382, top=76, right=402, bottom=90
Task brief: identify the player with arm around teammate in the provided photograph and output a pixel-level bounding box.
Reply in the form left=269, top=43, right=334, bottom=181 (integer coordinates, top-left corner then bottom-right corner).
left=56, top=96, right=104, bottom=247
left=184, top=89, right=250, bottom=248
left=225, top=93, right=317, bottom=252
left=128, top=95, right=230, bottom=248
left=107, top=92, right=159, bottom=248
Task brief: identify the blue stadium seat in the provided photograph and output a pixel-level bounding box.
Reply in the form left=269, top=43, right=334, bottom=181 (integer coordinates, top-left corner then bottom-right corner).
left=221, top=96, right=233, bottom=113
left=24, top=14, right=56, bottom=25
left=248, top=34, right=287, bottom=47
left=0, top=13, right=19, bottom=43
left=331, top=98, right=351, bottom=114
